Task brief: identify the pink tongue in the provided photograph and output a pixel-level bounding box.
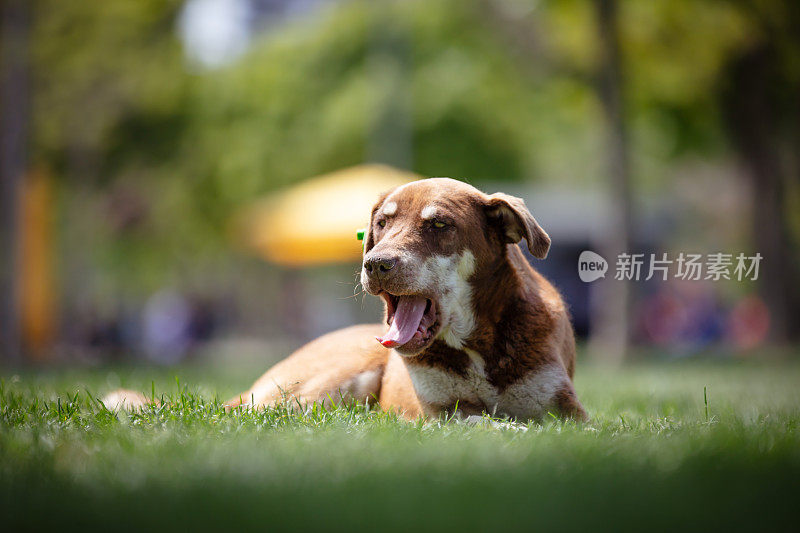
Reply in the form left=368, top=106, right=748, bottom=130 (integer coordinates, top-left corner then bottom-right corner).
left=377, top=296, right=427, bottom=348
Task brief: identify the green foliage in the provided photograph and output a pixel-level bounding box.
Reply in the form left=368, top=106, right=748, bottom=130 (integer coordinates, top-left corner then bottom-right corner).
left=31, top=0, right=797, bottom=291
left=32, top=0, right=187, bottom=172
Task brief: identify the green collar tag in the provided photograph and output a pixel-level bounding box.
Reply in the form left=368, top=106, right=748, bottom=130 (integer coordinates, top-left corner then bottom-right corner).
left=356, top=228, right=365, bottom=251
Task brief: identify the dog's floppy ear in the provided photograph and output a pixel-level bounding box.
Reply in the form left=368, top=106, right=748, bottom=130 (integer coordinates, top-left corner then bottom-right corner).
left=364, top=189, right=393, bottom=253
left=485, top=193, right=551, bottom=259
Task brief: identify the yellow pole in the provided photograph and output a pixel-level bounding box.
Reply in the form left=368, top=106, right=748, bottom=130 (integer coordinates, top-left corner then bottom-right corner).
left=18, top=167, right=56, bottom=360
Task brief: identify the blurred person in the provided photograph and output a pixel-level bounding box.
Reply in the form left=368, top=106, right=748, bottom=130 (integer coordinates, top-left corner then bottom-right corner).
left=142, top=289, right=193, bottom=364
left=186, top=295, right=218, bottom=345
left=726, top=295, right=770, bottom=351
left=639, top=280, right=725, bottom=355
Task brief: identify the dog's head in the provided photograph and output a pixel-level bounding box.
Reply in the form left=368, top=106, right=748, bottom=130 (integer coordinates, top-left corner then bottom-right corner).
left=360, top=178, right=550, bottom=355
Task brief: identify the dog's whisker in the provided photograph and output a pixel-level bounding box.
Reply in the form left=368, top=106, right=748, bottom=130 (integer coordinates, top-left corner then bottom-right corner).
left=337, top=291, right=365, bottom=301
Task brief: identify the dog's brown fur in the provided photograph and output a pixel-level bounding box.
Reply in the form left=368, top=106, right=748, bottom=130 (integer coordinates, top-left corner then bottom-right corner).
left=105, top=178, right=586, bottom=421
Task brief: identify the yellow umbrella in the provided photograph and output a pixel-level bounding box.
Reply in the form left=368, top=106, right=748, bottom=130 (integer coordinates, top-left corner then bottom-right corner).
left=237, top=164, right=421, bottom=266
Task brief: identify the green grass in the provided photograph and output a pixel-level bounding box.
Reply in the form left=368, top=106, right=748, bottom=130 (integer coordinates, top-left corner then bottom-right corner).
left=2, top=359, right=799, bottom=531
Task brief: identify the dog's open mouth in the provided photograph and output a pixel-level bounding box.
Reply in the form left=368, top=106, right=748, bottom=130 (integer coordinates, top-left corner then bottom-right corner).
left=377, top=292, right=440, bottom=353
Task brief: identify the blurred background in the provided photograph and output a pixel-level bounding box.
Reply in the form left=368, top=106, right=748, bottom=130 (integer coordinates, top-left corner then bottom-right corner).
left=1, top=0, right=798, bottom=367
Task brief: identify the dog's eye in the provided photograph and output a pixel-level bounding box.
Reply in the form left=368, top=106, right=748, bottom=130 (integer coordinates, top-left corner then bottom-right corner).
left=377, top=220, right=386, bottom=228
left=432, top=221, right=447, bottom=229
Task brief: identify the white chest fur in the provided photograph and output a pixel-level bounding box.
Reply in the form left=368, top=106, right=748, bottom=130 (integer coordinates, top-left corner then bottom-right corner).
left=404, top=349, right=569, bottom=419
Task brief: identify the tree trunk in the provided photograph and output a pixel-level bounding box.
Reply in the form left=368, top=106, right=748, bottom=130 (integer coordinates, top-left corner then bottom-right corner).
left=0, top=0, right=31, bottom=362
left=722, top=44, right=800, bottom=344
left=589, top=0, right=635, bottom=363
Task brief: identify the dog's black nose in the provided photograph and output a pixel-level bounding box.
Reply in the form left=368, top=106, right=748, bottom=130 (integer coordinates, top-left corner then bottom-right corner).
left=364, top=256, right=397, bottom=277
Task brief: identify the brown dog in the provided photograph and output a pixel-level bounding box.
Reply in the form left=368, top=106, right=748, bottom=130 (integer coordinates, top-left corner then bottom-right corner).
left=105, top=178, right=586, bottom=421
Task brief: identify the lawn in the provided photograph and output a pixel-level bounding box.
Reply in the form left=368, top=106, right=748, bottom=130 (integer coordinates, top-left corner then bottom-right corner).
left=1, top=357, right=799, bottom=531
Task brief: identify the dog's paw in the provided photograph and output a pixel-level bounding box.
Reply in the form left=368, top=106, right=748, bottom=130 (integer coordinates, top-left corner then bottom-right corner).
left=101, top=389, right=152, bottom=410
